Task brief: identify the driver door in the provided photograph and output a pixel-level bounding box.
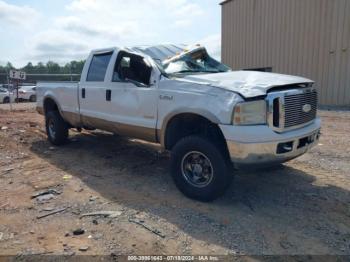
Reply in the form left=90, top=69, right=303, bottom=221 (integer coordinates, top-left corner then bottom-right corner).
left=103, top=51, right=159, bottom=142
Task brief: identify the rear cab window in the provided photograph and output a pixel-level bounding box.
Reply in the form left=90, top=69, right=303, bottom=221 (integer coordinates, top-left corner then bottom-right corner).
left=87, top=52, right=113, bottom=82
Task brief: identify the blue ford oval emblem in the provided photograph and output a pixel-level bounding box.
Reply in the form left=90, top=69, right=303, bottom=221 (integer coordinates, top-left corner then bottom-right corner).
left=302, top=104, right=312, bottom=113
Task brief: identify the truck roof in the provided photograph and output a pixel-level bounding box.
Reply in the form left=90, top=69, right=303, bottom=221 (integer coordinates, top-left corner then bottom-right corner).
left=91, top=44, right=188, bottom=62
left=129, top=44, right=187, bottom=61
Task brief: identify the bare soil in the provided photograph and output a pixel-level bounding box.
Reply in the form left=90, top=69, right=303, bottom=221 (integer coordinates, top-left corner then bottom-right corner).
left=0, top=103, right=349, bottom=257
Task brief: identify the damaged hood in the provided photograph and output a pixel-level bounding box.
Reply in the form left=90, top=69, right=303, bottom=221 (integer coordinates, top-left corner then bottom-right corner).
left=178, top=71, right=314, bottom=98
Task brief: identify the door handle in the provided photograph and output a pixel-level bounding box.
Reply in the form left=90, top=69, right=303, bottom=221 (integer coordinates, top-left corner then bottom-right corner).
left=82, top=88, right=85, bottom=98
left=106, top=89, right=111, bottom=101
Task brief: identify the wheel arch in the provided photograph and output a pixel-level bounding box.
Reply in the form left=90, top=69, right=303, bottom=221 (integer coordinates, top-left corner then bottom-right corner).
left=43, top=95, right=63, bottom=116
left=161, top=111, right=228, bottom=153
left=3, top=96, right=10, bottom=103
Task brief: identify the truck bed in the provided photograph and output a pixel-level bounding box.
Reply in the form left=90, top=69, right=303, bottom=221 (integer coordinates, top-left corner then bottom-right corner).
left=36, top=81, right=80, bottom=120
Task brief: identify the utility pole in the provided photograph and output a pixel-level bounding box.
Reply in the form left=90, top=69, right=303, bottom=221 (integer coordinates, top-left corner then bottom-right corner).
left=5, top=68, right=12, bottom=111
left=70, top=63, right=73, bottom=81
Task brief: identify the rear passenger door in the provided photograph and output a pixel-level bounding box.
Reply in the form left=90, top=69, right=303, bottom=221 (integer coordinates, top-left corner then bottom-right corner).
left=79, top=51, right=114, bottom=128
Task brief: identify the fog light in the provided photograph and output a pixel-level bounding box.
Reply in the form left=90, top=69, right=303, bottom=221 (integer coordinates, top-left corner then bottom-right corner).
left=277, top=141, right=293, bottom=154
left=316, top=130, right=321, bottom=140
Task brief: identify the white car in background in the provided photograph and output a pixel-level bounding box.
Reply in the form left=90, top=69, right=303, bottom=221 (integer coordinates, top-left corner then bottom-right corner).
left=17, top=86, right=37, bottom=102
left=0, top=87, right=14, bottom=104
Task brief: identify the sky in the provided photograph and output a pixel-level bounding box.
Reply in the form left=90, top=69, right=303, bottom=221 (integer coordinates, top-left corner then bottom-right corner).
left=0, top=0, right=223, bottom=68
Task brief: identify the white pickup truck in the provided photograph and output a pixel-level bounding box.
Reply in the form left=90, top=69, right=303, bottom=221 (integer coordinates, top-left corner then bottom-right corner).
left=37, top=44, right=321, bottom=201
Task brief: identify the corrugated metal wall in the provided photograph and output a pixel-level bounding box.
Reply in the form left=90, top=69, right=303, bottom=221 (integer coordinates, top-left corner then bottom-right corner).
left=221, top=0, right=350, bottom=106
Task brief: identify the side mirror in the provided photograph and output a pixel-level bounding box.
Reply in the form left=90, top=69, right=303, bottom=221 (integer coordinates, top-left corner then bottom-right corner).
left=149, top=67, right=160, bottom=87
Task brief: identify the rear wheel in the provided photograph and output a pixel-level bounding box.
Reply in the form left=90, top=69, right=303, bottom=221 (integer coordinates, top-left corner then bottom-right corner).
left=171, top=136, right=233, bottom=201
left=29, top=95, right=36, bottom=102
left=45, top=111, right=69, bottom=145
left=3, top=97, right=10, bottom=104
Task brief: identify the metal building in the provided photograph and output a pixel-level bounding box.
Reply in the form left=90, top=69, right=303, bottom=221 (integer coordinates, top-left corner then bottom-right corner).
left=221, top=0, right=350, bottom=106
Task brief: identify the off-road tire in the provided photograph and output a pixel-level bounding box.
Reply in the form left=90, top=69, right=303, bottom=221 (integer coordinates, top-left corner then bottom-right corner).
left=171, top=136, right=233, bottom=201
left=45, top=111, right=69, bottom=145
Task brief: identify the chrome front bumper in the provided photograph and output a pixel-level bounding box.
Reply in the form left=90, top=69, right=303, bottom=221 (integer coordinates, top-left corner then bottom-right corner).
left=220, top=118, right=321, bottom=166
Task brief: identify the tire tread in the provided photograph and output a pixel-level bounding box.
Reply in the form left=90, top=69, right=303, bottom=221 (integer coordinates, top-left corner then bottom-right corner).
left=45, top=111, right=69, bottom=145
left=171, top=135, right=233, bottom=201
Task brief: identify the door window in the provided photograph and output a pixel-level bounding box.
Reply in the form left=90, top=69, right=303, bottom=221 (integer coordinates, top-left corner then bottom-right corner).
left=113, top=52, right=152, bottom=86
left=87, top=52, right=113, bottom=82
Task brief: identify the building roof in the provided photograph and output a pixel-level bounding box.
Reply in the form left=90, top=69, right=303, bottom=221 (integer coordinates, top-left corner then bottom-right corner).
left=219, top=0, right=233, bottom=5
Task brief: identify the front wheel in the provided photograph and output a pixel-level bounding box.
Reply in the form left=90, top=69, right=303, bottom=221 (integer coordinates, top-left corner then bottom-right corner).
left=45, top=111, right=69, bottom=145
left=171, top=136, right=233, bottom=201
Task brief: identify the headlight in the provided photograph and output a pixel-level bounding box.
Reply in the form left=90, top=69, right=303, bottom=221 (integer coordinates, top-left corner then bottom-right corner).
left=233, top=100, right=267, bottom=125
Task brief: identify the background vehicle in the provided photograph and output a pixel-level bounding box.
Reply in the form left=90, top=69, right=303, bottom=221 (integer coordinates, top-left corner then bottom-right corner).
left=36, top=44, right=321, bottom=201
left=0, top=84, right=14, bottom=91
left=0, top=87, right=14, bottom=104
left=17, top=86, right=37, bottom=102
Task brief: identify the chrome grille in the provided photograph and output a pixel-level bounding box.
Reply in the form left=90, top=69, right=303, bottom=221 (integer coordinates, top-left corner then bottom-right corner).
left=284, top=89, right=317, bottom=128
left=267, top=88, right=318, bottom=132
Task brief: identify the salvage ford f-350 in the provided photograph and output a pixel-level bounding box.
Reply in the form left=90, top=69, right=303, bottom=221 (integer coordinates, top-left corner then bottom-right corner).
left=36, top=44, right=321, bottom=201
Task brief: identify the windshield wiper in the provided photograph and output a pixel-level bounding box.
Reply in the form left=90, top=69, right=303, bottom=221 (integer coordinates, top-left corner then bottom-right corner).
left=170, top=70, right=201, bottom=74
left=199, top=70, right=222, bottom=73
left=168, top=68, right=228, bottom=75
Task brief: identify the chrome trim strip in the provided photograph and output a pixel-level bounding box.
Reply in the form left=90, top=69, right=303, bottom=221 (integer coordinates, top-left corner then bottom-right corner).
left=62, top=111, right=82, bottom=127
left=40, top=108, right=158, bottom=143
left=81, top=115, right=157, bottom=143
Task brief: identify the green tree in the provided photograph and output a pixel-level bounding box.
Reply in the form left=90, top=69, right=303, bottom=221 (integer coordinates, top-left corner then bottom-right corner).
left=36, top=62, right=47, bottom=74
left=5, top=62, right=14, bottom=70
left=23, top=62, right=34, bottom=74
left=46, top=61, right=61, bottom=74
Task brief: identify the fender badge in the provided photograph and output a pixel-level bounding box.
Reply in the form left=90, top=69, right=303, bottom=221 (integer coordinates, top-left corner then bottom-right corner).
left=159, top=95, right=173, bottom=101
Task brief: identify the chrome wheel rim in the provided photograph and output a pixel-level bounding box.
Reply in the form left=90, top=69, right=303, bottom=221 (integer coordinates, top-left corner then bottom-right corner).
left=48, top=119, right=56, bottom=139
left=181, top=151, right=214, bottom=188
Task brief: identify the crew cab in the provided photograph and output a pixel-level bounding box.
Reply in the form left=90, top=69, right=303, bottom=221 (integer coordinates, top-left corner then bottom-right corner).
left=36, top=44, right=321, bottom=201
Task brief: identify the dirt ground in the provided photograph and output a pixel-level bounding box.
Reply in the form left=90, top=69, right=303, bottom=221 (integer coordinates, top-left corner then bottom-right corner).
left=0, top=103, right=349, bottom=258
